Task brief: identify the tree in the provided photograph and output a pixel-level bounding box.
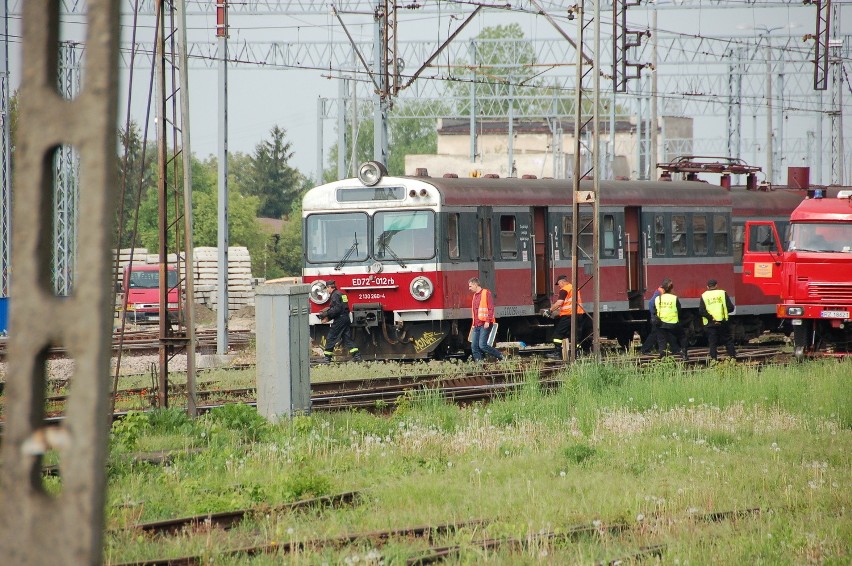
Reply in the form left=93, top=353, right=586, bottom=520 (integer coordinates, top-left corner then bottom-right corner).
left=449, top=24, right=540, bottom=118
left=116, top=121, right=156, bottom=249
left=246, top=125, right=302, bottom=219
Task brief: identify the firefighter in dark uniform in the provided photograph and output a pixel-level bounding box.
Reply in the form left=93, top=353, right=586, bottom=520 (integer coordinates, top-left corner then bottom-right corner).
left=652, top=279, right=688, bottom=361
left=699, top=278, right=737, bottom=361
left=319, top=280, right=362, bottom=363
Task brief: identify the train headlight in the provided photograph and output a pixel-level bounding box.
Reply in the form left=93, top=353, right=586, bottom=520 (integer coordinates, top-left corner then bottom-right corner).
left=357, top=160, right=387, bottom=186
left=786, top=306, right=804, bottom=316
left=309, top=280, right=331, bottom=305
left=409, top=276, right=434, bottom=301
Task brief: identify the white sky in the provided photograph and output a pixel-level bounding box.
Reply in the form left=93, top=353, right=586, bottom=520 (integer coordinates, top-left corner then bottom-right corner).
left=6, top=3, right=851, bottom=183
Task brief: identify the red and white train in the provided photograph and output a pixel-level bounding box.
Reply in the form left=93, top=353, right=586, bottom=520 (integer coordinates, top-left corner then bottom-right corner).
left=302, top=161, right=809, bottom=360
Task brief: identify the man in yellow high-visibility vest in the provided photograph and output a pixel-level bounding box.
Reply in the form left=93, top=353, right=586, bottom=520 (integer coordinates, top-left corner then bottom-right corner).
left=699, top=279, right=737, bottom=361
left=651, top=279, right=688, bottom=361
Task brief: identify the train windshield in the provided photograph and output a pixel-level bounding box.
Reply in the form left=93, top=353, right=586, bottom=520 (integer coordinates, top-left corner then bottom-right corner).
left=373, top=210, right=435, bottom=260
left=788, top=223, right=852, bottom=253
left=305, top=212, right=370, bottom=263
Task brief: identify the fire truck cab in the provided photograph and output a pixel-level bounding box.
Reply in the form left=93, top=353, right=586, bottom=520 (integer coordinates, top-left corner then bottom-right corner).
left=743, top=190, right=852, bottom=358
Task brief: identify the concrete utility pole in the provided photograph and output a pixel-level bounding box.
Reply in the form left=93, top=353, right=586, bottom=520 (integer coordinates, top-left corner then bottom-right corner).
left=0, top=0, right=119, bottom=560
left=217, top=0, right=229, bottom=354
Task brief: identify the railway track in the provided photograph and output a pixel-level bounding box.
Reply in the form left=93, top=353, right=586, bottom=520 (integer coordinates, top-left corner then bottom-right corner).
left=0, top=328, right=252, bottom=359
left=13, top=345, right=789, bottom=429
left=112, top=503, right=767, bottom=565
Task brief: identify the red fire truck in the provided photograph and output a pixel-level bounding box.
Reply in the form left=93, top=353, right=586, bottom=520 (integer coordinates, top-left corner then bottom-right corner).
left=743, top=190, right=852, bottom=358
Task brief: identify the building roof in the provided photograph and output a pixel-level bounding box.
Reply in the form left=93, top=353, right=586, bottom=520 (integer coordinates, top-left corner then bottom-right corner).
left=437, top=117, right=639, bottom=136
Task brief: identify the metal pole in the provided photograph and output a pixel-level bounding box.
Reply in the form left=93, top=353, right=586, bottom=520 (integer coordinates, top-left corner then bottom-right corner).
left=829, top=2, right=843, bottom=185
left=350, top=61, right=358, bottom=176
left=0, top=0, right=8, bottom=297
left=155, top=0, right=170, bottom=406
left=508, top=79, right=514, bottom=176
left=816, top=92, right=823, bottom=185
left=337, top=77, right=346, bottom=179
left=635, top=92, right=642, bottom=179
left=176, top=0, right=197, bottom=416
left=649, top=6, right=657, bottom=180
left=592, top=0, right=601, bottom=358
left=570, top=1, right=585, bottom=362
left=776, top=67, right=784, bottom=177
left=610, top=82, right=616, bottom=179
left=373, top=5, right=388, bottom=165
left=765, top=40, right=773, bottom=184
left=217, top=0, right=229, bottom=354
left=316, top=97, right=324, bottom=184
left=470, top=39, right=476, bottom=163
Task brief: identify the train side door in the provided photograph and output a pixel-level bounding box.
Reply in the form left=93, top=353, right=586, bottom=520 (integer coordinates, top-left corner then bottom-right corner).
left=742, top=220, right=783, bottom=296
left=624, top=207, right=643, bottom=308
left=476, top=206, right=495, bottom=291
left=532, top=207, right=548, bottom=298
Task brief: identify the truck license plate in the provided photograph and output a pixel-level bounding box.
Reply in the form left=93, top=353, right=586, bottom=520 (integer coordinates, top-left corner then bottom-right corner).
left=820, top=310, right=849, bottom=319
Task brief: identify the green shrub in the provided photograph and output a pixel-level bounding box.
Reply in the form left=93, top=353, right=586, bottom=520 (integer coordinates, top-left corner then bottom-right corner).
left=205, top=403, right=270, bottom=441
left=563, top=443, right=597, bottom=466
left=111, top=410, right=150, bottom=451
left=147, top=407, right=195, bottom=434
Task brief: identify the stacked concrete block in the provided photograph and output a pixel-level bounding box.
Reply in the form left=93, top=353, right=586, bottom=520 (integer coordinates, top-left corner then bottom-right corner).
left=192, top=246, right=255, bottom=315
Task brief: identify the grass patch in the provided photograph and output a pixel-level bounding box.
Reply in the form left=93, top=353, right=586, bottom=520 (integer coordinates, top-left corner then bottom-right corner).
left=8, top=357, right=852, bottom=563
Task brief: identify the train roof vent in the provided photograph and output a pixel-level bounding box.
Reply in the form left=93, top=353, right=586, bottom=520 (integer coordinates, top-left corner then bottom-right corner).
left=442, top=173, right=458, bottom=178
left=483, top=173, right=500, bottom=178
left=521, top=174, right=537, bottom=179
left=837, top=190, right=852, bottom=199
left=415, top=168, right=430, bottom=177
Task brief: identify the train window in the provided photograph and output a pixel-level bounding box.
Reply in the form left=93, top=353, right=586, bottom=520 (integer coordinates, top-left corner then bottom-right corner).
left=373, top=210, right=436, bottom=260
left=447, top=213, right=460, bottom=259
left=337, top=186, right=405, bottom=202
left=305, top=212, right=369, bottom=263
left=654, top=215, right=666, bottom=256
left=713, top=215, right=729, bottom=255
left=693, top=214, right=708, bottom=256
left=672, top=215, right=687, bottom=255
left=561, top=216, right=573, bottom=258
left=479, top=216, right=493, bottom=259
left=602, top=215, right=616, bottom=257
left=732, top=223, right=745, bottom=264
left=500, top=215, right=518, bottom=259
left=579, top=214, right=593, bottom=260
